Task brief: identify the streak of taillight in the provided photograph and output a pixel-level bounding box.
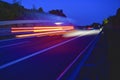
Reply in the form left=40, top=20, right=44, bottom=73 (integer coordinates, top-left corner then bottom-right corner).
left=11, top=26, right=74, bottom=33
left=33, top=27, right=63, bottom=32
left=11, top=30, right=34, bottom=32
left=16, top=31, right=66, bottom=38
left=12, top=27, right=33, bottom=30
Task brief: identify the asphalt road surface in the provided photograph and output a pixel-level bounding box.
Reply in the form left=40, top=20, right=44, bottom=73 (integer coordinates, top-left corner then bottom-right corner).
left=0, top=34, right=98, bottom=80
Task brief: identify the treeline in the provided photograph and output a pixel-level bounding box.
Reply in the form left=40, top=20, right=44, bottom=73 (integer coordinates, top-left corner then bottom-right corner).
left=0, top=1, right=66, bottom=21
left=49, top=9, right=66, bottom=17
left=104, top=8, right=120, bottom=29
left=86, top=8, right=120, bottom=29
left=0, top=1, right=25, bottom=20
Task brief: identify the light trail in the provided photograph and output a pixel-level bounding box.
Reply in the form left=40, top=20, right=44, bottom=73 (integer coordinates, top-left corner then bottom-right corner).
left=33, top=27, right=63, bottom=32
left=63, top=29, right=101, bottom=37
left=11, top=26, right=74, bottom=38
left=12, top=26, right=74, bottom=33
left=12, top=30, right=34, bottom=33
left=15, top=31, right=67, bottom=38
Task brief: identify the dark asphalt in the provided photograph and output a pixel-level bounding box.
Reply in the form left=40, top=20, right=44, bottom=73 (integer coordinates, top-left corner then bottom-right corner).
left=76, top=33, right=109, bottom=80
left=103, top=28, right=120, bottom=80
left=0, top=35, right=97, bottom=80
left=0, top=36, right=72, bottom=65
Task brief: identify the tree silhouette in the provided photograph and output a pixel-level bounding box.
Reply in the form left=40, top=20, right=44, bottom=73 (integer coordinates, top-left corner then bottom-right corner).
left=0, top=1, right=25, bottom=20
left=91, top=23, right=101, bottom=29
left=103, top=8, right=120, bottom=29
left=116, top=8, right=120, bottom=17
left=0, top=1, right=68, bottom=21
left=49, top=9, right=66, bottom=17
left=38, top=7, right=44, bottom=12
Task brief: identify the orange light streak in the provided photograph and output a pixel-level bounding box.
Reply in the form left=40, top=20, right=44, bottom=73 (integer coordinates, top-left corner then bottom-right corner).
left=16, top=30, right=67, bottom=38
left=33, top=27, right=63, bottom=32
left=11, top=26, right=74, bottom=33
left=12, top=30, right=34, bottom=33
left=12, top=27, right=34, bottom=30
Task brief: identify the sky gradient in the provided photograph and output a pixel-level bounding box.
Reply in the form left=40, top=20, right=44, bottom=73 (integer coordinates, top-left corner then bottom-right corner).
left=3, top=0, right=120, bottom=26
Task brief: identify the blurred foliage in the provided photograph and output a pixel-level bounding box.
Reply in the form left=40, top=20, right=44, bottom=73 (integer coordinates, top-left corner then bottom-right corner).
left=103, top=19, right=108, bottom=25
left=0, top=1, right=25, bottom=20
left=91, top=23, right=101, bottom=29
left=0, top=1, right=47, bottom=21
left=38, top=7, right=44, bottom=12
left=104, top=8, right=120, bottom=29
left=0, top=1, right=67, bottom=21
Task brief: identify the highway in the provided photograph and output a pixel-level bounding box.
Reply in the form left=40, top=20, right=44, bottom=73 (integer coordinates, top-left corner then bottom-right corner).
left=0, top=30, right=101, bottom=80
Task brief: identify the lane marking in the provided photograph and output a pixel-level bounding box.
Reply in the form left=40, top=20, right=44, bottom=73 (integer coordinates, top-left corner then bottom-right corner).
left=0, top=41, right=29, bottom=48
left=67, top=33, right=101, bottom=80
left=0, top=36, right=35, bottom=43
left=56, top=32, right=101, bottom=80
left=0, top=37, right=24, bottom=42
left=0, top=36, right=80, bottom=69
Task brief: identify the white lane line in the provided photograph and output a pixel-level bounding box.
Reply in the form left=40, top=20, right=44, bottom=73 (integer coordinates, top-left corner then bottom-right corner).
left=67, top=33, right=101, bottom=80
left=0, top=41, right=29, bottom=48
left=0, top=36, right=35, bottom=43
left=56, top=33, right=101, bottom=80
left=0, top=37, right=23, bottom=42
left=0, top=36, right=80, bottom=69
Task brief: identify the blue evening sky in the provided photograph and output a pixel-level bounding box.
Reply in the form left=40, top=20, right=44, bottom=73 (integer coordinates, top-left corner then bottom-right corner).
left=3, top=0, right=120, bottom=26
